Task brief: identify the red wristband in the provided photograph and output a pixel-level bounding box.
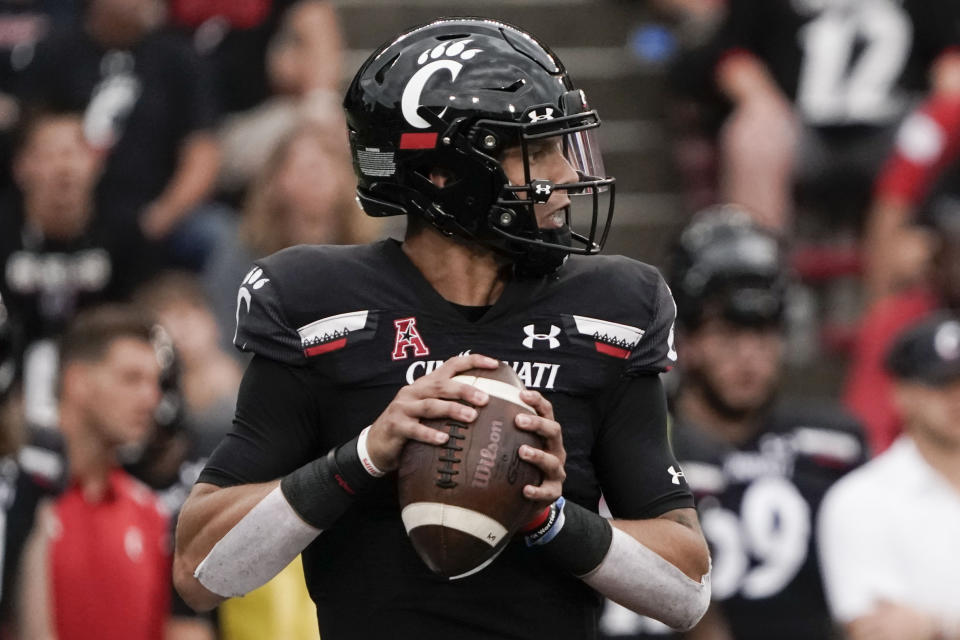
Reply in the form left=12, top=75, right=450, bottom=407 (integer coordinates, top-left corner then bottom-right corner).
left=521, top=506, right=552, bottom=534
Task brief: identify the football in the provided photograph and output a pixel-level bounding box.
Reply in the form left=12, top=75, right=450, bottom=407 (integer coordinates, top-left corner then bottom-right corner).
left=397, top=363, right=545, bottom=579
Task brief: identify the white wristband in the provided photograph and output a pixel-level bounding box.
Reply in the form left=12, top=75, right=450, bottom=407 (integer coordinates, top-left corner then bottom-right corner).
left=357, top=426, right=385, bottom=477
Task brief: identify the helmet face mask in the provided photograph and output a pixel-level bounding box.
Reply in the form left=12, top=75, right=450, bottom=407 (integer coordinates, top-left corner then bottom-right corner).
left=343, top=18, right=616, bottom=275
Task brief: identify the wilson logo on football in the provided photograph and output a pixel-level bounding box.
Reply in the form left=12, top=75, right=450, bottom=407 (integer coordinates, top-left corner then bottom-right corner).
left=297, top=310, right=378, bottom=357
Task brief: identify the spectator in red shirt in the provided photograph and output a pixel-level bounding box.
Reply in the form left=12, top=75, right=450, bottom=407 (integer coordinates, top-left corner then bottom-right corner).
left=845, top=197, right=960, bottom=454
left=864, top=94, right=960, bottom=301
left=17, top=305, right=178, bottom=640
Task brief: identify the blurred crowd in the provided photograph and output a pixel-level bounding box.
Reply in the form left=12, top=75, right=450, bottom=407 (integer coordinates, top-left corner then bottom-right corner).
left=0, top=0, right=956, bottom=638
left=0, top=0, right=376, bottom=638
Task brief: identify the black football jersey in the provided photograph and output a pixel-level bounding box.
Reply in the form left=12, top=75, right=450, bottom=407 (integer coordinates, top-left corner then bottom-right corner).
left=0, top=426, right=65, bottom=629
left=715, top=0, right=960, bottom=127
left=677, top=406, right=865, bottom=640
left=599, top=406, right=865, bottom=640
left=199, top=239, right=694, bottom=640
left=0, top=199, right=120, bottom=349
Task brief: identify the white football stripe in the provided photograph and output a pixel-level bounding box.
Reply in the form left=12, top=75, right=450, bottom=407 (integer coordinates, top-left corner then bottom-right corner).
left=401, top=502, right=508, bottom=548
left=572, top=315, right=644, bottom=348
left=448, top=542, right=509, bottom=581
left=450, top=375, right=535, bottom=414
left=297, top=310, right=368, bottom=344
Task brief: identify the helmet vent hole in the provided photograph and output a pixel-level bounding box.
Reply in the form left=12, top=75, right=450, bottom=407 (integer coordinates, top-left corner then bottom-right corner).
left=374, top=53, right=400, bottom=84
left=484, top=79, right=525, bottom=93
left=436, top=33, right=470, bottom=41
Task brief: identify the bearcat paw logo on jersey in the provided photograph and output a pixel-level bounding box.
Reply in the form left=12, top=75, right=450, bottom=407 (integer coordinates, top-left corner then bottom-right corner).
left=392, top=317, right=430, bottom=360
left=234, top=267, right=270, bottom=343
left=400, top=39, right=482, bottom=130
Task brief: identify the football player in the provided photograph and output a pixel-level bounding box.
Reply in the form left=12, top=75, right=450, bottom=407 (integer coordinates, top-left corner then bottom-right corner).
left=654, top=209, right=865, bottom=639
left=174, top=18, right=711, bottom=640
left=678, top=0, right=960, bottom=232
left=0, top=294, right=65, bottom=633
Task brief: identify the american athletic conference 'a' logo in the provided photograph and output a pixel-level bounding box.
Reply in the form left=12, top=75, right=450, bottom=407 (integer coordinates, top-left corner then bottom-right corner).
left=392, top=317, right=430, bottom=360
left=400, top=40, right=482, bottom=129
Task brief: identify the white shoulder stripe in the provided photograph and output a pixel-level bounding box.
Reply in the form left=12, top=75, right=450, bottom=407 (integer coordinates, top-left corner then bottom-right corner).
left=450, top=375, right=535, bottom=413
left=401, top=502, right=508, bottom=548
left=296, top=310, right=369, bottom=343
left=18, top=446, right=63, bottom=481
left=572, top=315, right=644, bottom=348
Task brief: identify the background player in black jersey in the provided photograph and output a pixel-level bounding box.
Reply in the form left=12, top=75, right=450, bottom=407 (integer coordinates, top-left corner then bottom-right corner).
left=615, top=208, right=863, bottom=640
left=173, top=17, right=711, bottom=640
left=0, top=293, right=66, bottom=635
left=690, top=0, right=960, bottom=232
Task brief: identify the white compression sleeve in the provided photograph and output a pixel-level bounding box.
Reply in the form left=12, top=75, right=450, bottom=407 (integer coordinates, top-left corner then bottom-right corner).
left=194, top=487, right=321, bottom=598
left=581, top=526, right=711, bottom=631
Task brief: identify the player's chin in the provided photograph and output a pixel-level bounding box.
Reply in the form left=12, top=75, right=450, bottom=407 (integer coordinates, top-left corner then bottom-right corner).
left=536, top=208, right=567, bottom=230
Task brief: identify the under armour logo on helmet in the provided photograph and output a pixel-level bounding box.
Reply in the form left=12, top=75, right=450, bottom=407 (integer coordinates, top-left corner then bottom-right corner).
left=668, top=465, right=685, bottom=485
left=531, top=179, right=554, bottom=204
left=522, top=324, right=561, bottom=349
left=528, top=108, right=555, bottom=122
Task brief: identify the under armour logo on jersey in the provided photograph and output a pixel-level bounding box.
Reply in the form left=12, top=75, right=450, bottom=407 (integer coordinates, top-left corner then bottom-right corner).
left=528, top=107, right=555, bottom=122
left=392, top=317, right=430, bottom=360
left=522, top=324, right=561, bottom=349
left=668, top=465, right=685, bottom=485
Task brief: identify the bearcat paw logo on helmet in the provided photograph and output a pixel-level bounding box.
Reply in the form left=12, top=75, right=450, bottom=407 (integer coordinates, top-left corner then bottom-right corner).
left=401, top=40, right=483, bottom=129
left=416, top=40, right=482, bottom=65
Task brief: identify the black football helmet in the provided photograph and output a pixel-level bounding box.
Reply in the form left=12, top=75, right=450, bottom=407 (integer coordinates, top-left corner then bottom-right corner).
left=670, top=205, right=788, bottom=330
left=343, top=17, right=615, bottom=275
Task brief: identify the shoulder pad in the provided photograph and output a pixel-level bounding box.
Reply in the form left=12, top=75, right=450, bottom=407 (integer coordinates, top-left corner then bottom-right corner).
left=233, top=245, right=363, bottom=365
left=560, top=256, right=677, bottom=374
left=623, top=261, right=677, bottom=375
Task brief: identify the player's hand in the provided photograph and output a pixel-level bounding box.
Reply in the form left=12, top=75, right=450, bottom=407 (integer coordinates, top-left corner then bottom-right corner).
left=515, top=389, right=566, bottom=505
left=366, top=354, right=500, bottom=471
left=847, top=601, right=941, bottom=640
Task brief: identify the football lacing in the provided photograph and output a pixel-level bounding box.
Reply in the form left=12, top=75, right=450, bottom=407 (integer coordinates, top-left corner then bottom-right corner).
left=436, top=422, right=466, bottom=489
